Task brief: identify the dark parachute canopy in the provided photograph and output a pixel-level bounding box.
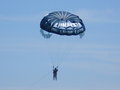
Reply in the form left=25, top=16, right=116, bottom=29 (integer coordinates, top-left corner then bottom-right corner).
left=40, top=11, right=85, bottom=38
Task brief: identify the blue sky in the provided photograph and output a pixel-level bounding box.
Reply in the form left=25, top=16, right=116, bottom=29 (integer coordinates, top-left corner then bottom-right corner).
left=0, top=0, right=120, bottom=90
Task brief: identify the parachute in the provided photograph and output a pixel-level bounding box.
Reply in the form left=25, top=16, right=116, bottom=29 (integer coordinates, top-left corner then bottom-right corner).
left=40, top=11, right=85, bottom=38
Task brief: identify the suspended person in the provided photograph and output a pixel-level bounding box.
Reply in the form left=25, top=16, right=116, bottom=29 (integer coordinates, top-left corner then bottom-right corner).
left=53, top=66, right=58, bottom=80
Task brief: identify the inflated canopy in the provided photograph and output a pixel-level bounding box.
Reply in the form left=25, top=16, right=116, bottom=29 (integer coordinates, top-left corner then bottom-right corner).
left=40, top=11, right=85, bottom=38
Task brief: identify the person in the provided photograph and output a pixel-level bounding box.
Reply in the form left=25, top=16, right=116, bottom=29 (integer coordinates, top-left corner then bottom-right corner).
left=53, top=66, right=58, bottom=80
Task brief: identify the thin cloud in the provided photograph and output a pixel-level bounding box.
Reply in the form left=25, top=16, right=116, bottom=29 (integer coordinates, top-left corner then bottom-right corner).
left=75, top=9, right=120, bottom=23
left=1, top=41, right=120, bottom=63
left=0, top=13, right=45, bottom=23
left=1, top=9, right=120, bottom=23
left=0, top=86, right=120, bottom=90
left=63, top=60, right=120, bottom=75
